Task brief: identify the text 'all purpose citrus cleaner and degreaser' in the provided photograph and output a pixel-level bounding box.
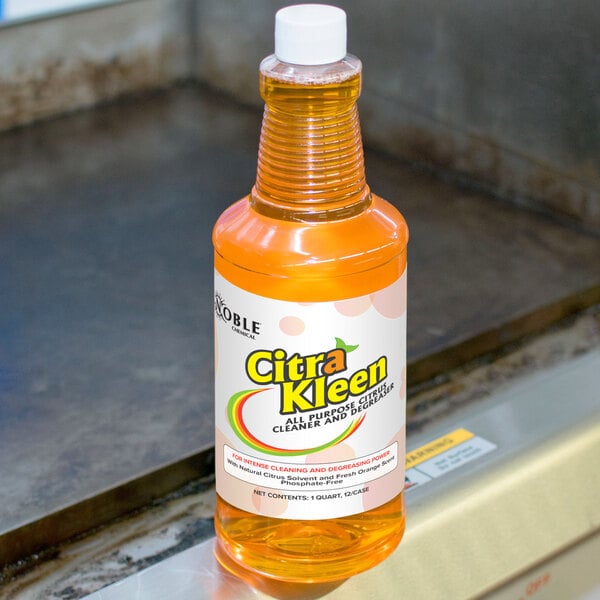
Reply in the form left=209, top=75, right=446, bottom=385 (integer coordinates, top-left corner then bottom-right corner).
left=213, top=4, right=409, bottom=582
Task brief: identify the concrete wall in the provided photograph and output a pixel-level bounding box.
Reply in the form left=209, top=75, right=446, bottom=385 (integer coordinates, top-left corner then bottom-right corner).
left=195, top=0, right=600, bottom=229
left=0, top=0, right=598, bottom=229
left=0, top=0, right=192, bottom=129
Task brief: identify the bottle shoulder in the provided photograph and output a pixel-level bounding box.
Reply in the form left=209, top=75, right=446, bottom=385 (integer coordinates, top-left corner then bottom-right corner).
left=213, top=194, right=408, bottom=275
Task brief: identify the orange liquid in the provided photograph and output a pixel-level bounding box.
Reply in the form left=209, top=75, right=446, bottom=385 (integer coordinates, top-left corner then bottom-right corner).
left=213, top=62, right=408, bottom=582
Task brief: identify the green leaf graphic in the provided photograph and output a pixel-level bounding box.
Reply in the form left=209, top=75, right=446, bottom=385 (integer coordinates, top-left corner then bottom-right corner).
left=335, top=337, right=359, bottom=353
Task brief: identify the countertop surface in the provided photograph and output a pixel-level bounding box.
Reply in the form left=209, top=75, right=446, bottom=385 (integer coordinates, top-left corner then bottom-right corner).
left=1, top=84, right=599, bottom=558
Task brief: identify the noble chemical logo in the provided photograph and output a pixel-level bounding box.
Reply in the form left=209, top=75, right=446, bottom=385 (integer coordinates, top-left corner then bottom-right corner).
left=215, top=291, right=261, bottom=339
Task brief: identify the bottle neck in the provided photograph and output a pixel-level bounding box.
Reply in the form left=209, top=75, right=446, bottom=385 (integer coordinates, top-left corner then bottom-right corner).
left=251, top=55, right=370, bottom=222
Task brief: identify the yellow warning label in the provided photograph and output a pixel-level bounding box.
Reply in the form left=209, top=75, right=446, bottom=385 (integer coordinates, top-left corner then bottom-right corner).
left=405, top=428, right=475, bottom=469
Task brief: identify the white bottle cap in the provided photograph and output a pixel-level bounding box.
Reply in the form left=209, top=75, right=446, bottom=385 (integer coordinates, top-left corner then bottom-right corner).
left=275, top=4, right=347, bottom=65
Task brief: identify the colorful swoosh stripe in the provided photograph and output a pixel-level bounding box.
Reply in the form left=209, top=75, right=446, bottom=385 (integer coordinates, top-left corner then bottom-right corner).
left=227, top=389, right=365, bottom=457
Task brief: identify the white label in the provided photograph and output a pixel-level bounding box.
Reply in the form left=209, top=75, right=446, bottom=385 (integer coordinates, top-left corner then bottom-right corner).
left=404, top=468, right=433, bottom=490
left=404, top=430, right=497, bottom=492
left=415, top=435, right=496, bottom=478
left=214, top=270, right=407, bottom=520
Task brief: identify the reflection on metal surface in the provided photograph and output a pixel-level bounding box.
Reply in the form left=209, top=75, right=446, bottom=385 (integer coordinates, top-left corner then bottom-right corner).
left=84, top=350, right=600, bottom=599
left=0, top=0, right=125, bottom=24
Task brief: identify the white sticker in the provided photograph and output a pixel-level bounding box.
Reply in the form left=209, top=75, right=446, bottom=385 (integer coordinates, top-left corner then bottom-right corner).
left=416, top=436, right=496, bottom=478
left=405, top=429, right=497, bottom=492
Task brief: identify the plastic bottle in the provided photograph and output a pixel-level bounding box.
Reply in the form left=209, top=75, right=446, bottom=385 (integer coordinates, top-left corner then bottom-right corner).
left=213, top=4, right=409, bottom=583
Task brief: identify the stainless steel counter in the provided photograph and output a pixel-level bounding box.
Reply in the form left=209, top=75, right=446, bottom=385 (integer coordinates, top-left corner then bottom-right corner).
left=3, top=86, right=599, bottom=568
left=83, top=349, right=600, bottom=600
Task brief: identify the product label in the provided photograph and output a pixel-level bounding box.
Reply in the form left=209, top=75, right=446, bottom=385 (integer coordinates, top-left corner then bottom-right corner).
left=214, top=270, right=407, bottom=520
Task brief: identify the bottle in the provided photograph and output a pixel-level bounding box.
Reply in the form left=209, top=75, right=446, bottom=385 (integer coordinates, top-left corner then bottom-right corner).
left=213, top=4, right=408, bottom=583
